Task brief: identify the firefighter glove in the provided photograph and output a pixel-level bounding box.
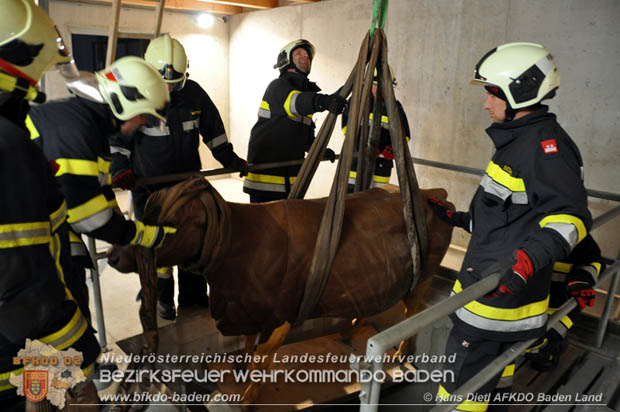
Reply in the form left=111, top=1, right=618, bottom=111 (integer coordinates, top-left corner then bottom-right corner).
left=112, top=169, right=136, bottom=190
left=566, top=267, right=596, bottom=310
left=324, top=148, right=336, bottom=163
left=131, top=221, right=177, bottom=249
left=379, top=145, right=395, bottom=160
left=487, top=250, right=534, bottom=297
left=427, top=196, right=470, bottom=230
left=314, top=93, right=346, bottom=114
left=229, top=157, right=249, bottom=177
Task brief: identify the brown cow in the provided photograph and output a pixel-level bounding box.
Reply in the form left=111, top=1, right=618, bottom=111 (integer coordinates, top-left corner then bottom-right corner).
left=108, top=177, right=454, bottom=404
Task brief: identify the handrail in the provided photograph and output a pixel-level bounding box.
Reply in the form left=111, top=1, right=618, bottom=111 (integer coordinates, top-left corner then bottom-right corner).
left=357, top=260, right=620, bottom=412
left=429, top=260, right=620, bottom=412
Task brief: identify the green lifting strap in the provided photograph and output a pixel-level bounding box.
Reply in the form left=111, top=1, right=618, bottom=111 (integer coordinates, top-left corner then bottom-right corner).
left=370, top=0, right=389, bottom=38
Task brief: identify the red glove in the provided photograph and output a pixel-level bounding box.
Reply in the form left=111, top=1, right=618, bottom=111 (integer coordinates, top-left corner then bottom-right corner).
left=112, top=169, right=136, bottom=190
left=378, top=145, right=395, bottom=160
left=487, top=250, right=534, bottom=297
left=566, top=266, right=597, bottom=310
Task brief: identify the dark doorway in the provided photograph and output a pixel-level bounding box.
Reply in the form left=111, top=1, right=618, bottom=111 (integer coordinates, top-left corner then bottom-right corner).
left=71, top=34, right=150, bottom=72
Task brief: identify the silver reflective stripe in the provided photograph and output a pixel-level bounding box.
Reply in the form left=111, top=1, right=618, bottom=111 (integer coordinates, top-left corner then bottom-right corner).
left=290, top=93, right=301, bottom=116
left=45, top=312, right=87, bottom=348
left=469, top=219, right=473, bottom=233
left=207, top=133, right=228, bottom=149
left=496, top=366, right=514, bottom=389
left=454, top=306, right=548, bottom=332
left=182, top=119, right=199, bottom=132
left=536, top=54, right=554, bottom=75
left=0, top=227, right=49, bottom=242
left=243, top=180, right=287, bottom=193
left=580, top=166, right=584, bottom=181
left=141, top=125, right=170, bottom=136
left=348, top=177, right=356, bottom=185
left=480, top=175, right=528, bottom=204
left=258, top=108, right=271, bottom=119
left=544, top=222, right=578, bottom=249
left=70, top=208, right=113, bottom=233
left=299, top=116, right=313, bottom=126
left=551, top=272, right=567, bottom=282
left=50, top=205, right=68, bottom=233
left=579, top=264, right=599, bottom=281
left=110, top=145, right=131, bottom=158
left=98, top=172, right=110, bottom=186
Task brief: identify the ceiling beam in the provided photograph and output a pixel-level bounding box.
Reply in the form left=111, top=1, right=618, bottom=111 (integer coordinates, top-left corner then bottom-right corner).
left=57, top=0, right=243, bottom=14
left=197, top=0, right=277, bottom=9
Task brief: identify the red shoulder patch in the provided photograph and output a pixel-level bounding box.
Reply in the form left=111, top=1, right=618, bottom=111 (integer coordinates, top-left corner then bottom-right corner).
left=541, top=139, right=558, bottom=154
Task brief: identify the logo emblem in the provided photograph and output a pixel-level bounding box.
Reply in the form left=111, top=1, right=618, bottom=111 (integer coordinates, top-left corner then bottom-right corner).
left=24, top=370, right=49, bottom=402
left=541, top=139, right=558, bottom=154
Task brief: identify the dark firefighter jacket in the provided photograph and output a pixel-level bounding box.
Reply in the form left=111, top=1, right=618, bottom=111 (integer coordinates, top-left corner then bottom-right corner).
left=27, top=97, right=139, bottom=247
left=341, top=99, right=410, bottom=187
left=0, top=113, right=98, bottom=400
left=110, top=79, right=243, bottom=194
left=450, top=107, right=592, bottom=342
left=243, top=71, right=320, bottom=197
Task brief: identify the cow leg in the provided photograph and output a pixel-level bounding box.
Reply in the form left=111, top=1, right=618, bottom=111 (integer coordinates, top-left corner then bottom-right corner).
left=241, top=322, right=291, bottom=409
left=237, top=334, right=258, bottom=370
left=394, top=277, right=433, bottom=358
left=340, top=317, right=365, bottom=345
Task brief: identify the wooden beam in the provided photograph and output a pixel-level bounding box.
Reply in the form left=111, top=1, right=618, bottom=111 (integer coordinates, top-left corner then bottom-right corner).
left=58, top=0, right=243, bottom=14
left=197, top=0, right=277, bottom=9
left=288, top=0, right=320, bottom=3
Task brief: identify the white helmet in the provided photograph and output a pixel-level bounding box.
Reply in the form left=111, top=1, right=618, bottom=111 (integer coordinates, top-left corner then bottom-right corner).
left=471, top=42, right=560, bottom=109
left=145, top=34, right=188, bottom=91
left=273, top=39, right=315, bottom=73
left=0, top=0, right=77, bottom=102
left=95, top=56, right=170, bottom=121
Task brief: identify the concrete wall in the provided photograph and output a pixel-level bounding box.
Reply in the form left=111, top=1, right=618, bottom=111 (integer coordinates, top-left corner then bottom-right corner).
left=47, top=1, right=230, bottom=171
left=228, top=0, right=620, bottom=257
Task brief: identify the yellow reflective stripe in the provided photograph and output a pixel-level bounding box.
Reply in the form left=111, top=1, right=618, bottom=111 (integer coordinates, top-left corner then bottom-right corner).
left=501, top=364, right=515, bottom=377
left=539, top=214, right=587, bottom=244
left=342, top=125, right=347, bottom=136
left=553, top=262, right=573, bottom=273
left=486, top=161, right=525, bottom=192
left=349, top=171, right=357, bottom=178
left=373, top=174, right=390, bottom=183
left=49, top=200, right=68, bottom=233
left=260, top=100, right=270, bottom=111
left=55, top=157, right=110, bottom=177
left=67, top=194, right=109, bottom=224
left=40, top=307, right=83, bottom=348
left=560, top=315, right=573, bottom=329
left=369, top=113, right=389, bottom=124
left=82, top=363, right=95, bottom=379
left=453, top=280, right=548, bottom=320
left=438, top=384, right=488, bottom=412
left=49, top=232, right=76, bottom=303
left=25, top=115, right=39, bottom=140
left=591, top=262, right=602, bottom=275
left=284, top=90, right=301, bottom=118
left=245, top=172, right=296, bottom=185
left=108, top=198, right=119, bottom=210
left=0, top=222, right=50, bottom=249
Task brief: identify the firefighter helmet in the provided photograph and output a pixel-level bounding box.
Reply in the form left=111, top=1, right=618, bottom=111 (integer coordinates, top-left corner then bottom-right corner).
left=0, top=0, right=72, bottom=84
left=95, top=56, right=170, bottom=122
left=144, top=34, right=188, bottom=91
left=471, top=42, right=560, bottom=109
left=273, top=39, right=315, bottom=73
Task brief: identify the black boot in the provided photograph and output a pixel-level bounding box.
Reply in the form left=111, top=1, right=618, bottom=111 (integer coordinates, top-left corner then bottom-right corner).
left=178, top=269, right=208, bottom=308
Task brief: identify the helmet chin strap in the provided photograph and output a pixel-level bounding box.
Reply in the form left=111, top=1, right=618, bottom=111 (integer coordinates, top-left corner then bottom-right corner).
left=288, top=62, right=308, bottom=76
left=504, top=104, right=517, bottom=122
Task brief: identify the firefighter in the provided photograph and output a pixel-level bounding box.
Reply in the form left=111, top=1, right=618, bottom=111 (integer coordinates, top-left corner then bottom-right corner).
left=0, top=1, right=101, bottom=410
left=428, top=42, right=591, bottom=411
left=524, top=234, right=604, bottom=370
left=243, top=39, right=346, bottom=203
left=110, top=34, right=247, bottom=320
left=26, top=56, right=177, bottom=324
left=341, top=66, right=410, bottom=192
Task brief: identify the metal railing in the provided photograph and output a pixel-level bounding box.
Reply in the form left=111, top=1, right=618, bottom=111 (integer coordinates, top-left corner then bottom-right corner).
left=357, top=260, right=620, bottom=412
